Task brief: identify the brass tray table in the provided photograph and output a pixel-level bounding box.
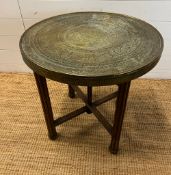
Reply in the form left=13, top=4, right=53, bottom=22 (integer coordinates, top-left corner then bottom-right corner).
left=20, top=12, right=163, bottom=154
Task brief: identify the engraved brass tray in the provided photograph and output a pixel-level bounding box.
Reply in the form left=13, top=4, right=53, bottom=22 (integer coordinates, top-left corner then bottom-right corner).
left=20, top=12, right=163, bottom=85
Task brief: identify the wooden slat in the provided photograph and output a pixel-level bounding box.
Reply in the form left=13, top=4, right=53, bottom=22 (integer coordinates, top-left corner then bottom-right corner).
left=0, top=19, right=24, bottom=35
left=0, top=50, right=22, bottom=64
left=54, top=106, right=87, bottom=126
left=0, top=0, right=21, bottom=18
left=89, top=105, right=112, bottom=135
left=93, top=91, right=118, bottom=106
left=19, top=1, right=171, bottom=21
left=0, top=50, right=31, bottom=72
left=0, top=36, right=20, bottom=50
left=72, top=85, right=113, bottom=135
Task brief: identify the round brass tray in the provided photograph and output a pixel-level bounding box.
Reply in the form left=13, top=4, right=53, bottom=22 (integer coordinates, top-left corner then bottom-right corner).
left=20, top=12, right=163, bottom=85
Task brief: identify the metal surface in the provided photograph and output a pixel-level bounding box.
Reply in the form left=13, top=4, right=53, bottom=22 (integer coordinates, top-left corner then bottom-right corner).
left=20, top=12, right=163, bottom=86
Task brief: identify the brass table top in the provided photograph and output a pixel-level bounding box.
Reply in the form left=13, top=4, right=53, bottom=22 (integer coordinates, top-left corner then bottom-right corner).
left=20, top=12, right=163, bottom=86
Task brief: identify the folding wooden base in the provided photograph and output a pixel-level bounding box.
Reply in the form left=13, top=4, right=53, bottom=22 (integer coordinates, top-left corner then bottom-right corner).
left=34, top=72, right=131, bottom=154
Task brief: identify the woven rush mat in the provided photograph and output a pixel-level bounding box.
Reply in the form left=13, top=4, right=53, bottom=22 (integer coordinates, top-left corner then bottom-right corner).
left=0, top=73, right=171, bottom=175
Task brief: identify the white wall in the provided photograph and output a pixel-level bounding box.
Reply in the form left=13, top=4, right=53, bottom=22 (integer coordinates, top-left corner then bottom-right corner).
left=0, top=0, right=170, bottom=78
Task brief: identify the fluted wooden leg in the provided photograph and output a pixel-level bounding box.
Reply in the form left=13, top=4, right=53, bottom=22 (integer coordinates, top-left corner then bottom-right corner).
left=109, top=81, right=131, bottom=154
left=34, top=72, right=57, bottom=140
left=68, top=85, right=75, bottom=98
left=86, top=86, right=92, bottom=114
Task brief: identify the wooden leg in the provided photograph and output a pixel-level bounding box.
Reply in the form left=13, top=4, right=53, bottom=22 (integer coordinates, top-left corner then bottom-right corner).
left=34, top=72, right=57, bottom=140
left=68, top=85, right=75, bottom=98
left=109, top=81, right=131, bottom=154
left=87, top=86, right=92, bottom=114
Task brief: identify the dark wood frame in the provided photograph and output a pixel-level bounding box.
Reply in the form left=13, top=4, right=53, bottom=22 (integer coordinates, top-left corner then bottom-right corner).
left=34, top=72, right=130, bottom=154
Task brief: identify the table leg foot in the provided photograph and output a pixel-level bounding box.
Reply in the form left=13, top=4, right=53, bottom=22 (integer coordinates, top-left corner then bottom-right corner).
left=109, top=81, right=131, bottom=154
left=34, top=72, right=57, bottom=139
left=48, top=132, right=58, bottom=140
left=109, top=146, right=118, bottom=154
left=68, top=85, right=75, bottom=98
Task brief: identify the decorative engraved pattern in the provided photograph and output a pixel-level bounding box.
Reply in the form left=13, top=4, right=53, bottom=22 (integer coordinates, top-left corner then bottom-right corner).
left=20, top=12, right=163, bottom=77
